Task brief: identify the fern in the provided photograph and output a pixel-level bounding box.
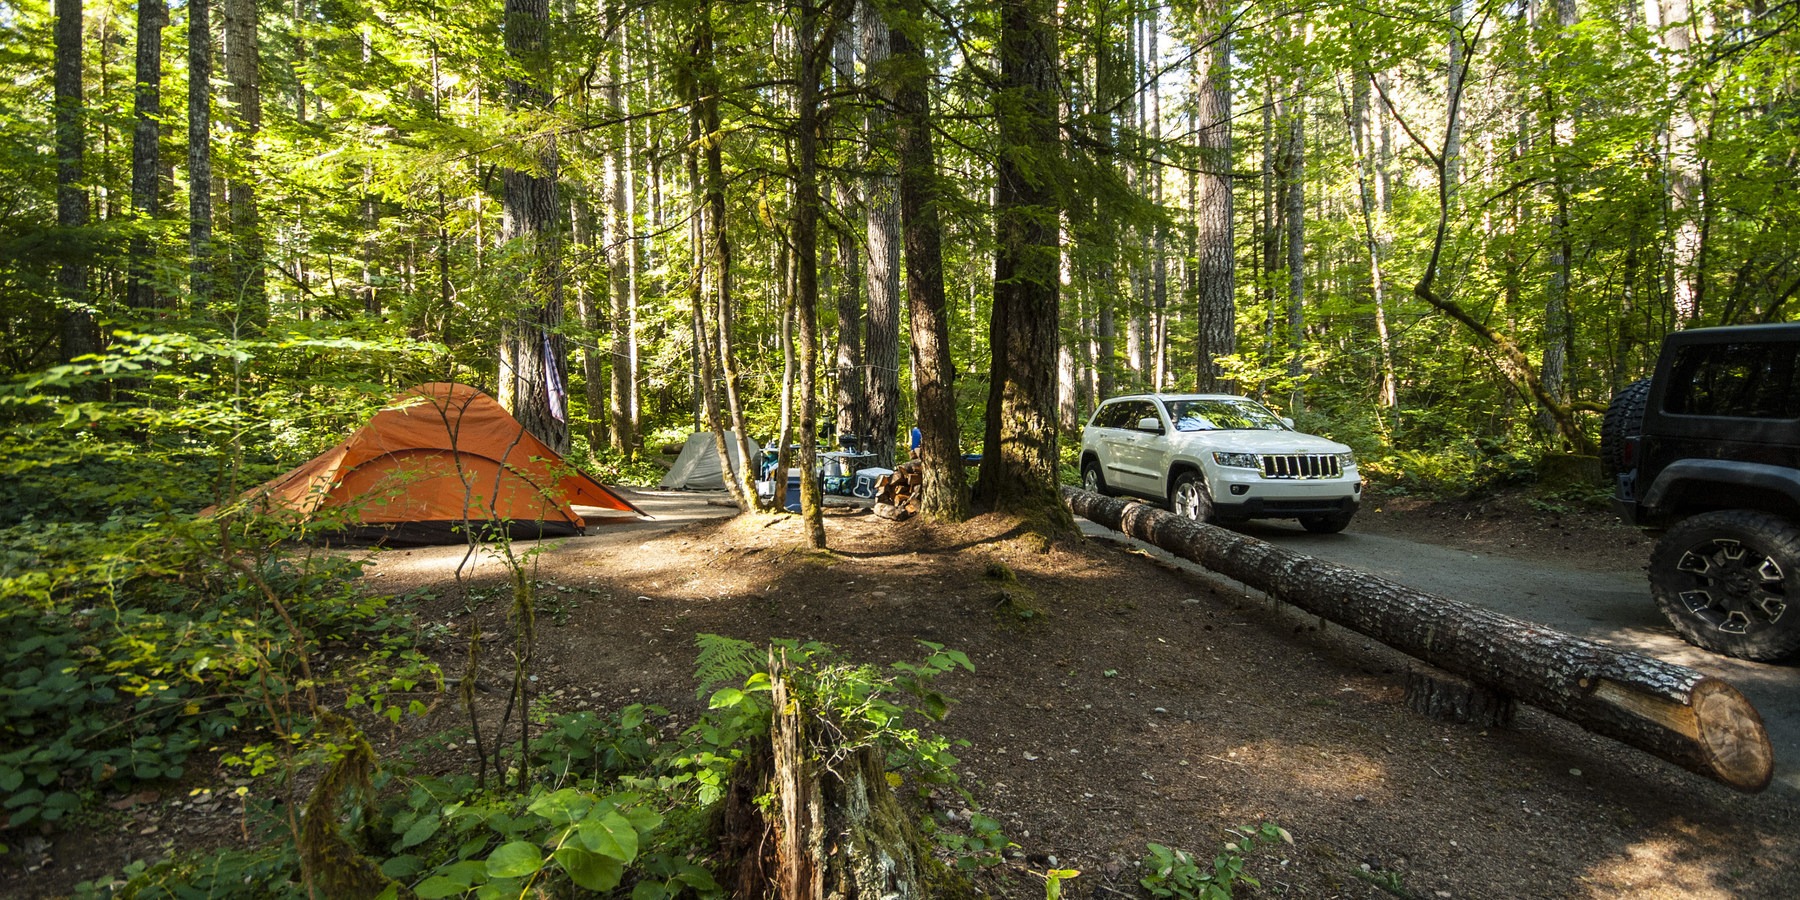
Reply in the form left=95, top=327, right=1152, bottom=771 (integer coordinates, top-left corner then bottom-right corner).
left=692, top=634, right=763, bottom=700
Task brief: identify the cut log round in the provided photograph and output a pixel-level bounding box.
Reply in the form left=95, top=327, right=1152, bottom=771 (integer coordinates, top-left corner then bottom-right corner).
left=1064, top=488, right=1774, bottom=792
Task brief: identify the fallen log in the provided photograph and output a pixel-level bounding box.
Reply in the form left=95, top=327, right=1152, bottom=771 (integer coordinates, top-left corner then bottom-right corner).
left=1064, top=488, right=1774, bottom=793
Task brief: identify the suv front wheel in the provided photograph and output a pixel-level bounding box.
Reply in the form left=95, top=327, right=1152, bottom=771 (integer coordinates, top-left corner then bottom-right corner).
left=1650, top=509, right=1800, bottom=662
left=1170, top=471, right=1216, bottom=524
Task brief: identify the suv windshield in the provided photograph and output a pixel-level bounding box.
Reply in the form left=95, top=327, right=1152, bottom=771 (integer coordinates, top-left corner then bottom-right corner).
left=1163, top=398, right=1288, bottom=432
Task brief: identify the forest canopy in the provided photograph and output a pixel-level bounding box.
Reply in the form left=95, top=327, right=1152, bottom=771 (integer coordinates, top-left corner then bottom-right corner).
left=3, top=0, right=1798, bottom=519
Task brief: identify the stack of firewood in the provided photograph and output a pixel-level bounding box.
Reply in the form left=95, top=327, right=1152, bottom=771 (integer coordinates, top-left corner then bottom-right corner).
left=872, top=461, right=923, bottom=521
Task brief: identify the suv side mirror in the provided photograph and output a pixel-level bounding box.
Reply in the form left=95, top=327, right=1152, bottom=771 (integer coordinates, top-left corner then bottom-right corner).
left=1136, top=417, right=1164, bottom=433
left=1280, top=417, right=1295, bottom=429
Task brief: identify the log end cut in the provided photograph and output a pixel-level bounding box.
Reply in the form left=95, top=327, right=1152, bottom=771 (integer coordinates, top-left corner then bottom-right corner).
left=1692, top=679, right=1774, bottom=794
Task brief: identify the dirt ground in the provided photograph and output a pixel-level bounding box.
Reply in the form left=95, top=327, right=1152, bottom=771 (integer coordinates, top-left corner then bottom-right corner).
left=9, top=488, right=1799, bottom=899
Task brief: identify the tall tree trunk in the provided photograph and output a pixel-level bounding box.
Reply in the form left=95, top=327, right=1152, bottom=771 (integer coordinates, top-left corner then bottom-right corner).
left=187, top=0, right=213, bottom=314
left=860, top=1, right=901, bottom=468
left=979, top=0, right=1072, bottom=531
left=830, top=19, right=864, bottom=455
left=1147, top=6, right=1167, bottom=391
left=794, top=0, right=850, bottom=549
left=222, top=0, right=266, bottom=329
left=1193, top=6, right=1233, bottom=392
left=574, top=199, right=609, bottom=454
left=606, top=8, right=637, bottom=454
left=497, top=0, right=569, bottom=454
left=127, top=0, right=166, bottom=313
left=1538, top=0, right=1577, bottom=440
left=1653, top=0, right=1706, bottom=324
left=55, top=0, right=96, bottom=369
left=688, top=7, right=760, bottom=510
left=1283, top=86, right=1305, bottom=413
left=1345, top=70, right=1398, bottom=420
left=1259, top=76, right=1279, bottom=372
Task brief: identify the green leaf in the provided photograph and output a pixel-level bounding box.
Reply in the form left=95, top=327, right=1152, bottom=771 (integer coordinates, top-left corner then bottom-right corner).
left=485, top=840, right=544, bottom=879
left=398, top=813, right=441, bottom=850
left=379, top=854, right=424, bottom=879
left=630, top=881, right=672, bottom=900
left=707, top=687, right=745, bottom=709
left=576, top=810, right=639, bottom=862
left=413, top=875, right=469, bottom=899
left=526, top=787, right=589, bottom=826
left=554, top=844, right=625, bottom=892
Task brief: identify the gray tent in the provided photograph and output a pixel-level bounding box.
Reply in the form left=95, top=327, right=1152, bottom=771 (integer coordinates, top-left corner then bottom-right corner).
left=659, top=431, right=759, bottom=490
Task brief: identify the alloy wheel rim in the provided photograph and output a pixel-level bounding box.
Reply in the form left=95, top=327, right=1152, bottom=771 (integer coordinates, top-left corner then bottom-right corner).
left=1175, top=482, right=1204, bottom=519
left=1674, top=537, right=1789, bottom=634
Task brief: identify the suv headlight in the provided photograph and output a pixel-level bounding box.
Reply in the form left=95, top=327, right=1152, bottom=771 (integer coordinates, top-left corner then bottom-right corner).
left=1213, top=451, right=1259, bottom=469
left=1336, top=451, right=1356, bottom=468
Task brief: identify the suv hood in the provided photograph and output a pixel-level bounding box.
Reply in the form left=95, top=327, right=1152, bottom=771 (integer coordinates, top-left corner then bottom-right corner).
left=1171, top=429, right=1349, bottom=455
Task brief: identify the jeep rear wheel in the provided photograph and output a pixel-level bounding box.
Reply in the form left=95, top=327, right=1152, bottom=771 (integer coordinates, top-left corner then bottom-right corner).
left=1170, top=471, right=1216, bottom=524
left=1600, top=378, right=1650, bottom=482
left=1650, top=510, right=1800, bottom=662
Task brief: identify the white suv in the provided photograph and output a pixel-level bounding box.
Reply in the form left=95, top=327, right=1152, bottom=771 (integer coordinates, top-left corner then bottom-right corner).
left=1079, top=393, right=1362, bottom=533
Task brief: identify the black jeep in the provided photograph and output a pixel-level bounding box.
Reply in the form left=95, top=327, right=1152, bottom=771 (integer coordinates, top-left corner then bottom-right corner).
left=1604, top=323, right=1800, bottom=661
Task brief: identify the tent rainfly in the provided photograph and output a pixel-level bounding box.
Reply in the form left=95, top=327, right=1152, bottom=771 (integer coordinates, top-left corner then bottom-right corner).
left=659, top=431, right=759, bottom=490
left=219, top=383, right=644, bottom=544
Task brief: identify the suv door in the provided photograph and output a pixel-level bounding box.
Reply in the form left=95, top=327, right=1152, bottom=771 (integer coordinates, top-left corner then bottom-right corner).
left=1097, top=399, right=1165, bottom=494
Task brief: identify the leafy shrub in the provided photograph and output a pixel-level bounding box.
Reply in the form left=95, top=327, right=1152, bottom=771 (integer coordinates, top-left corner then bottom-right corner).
left=0, top=512, right=437, bottom=836
left=1140, top=824, right=1292, bottom=899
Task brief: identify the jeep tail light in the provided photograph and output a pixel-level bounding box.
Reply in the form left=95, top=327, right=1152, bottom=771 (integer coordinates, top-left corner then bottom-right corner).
left=1621, top=436, right=1638, bottom=470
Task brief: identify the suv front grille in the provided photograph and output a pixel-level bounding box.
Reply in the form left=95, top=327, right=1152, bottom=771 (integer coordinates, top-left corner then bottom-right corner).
left=1260, top=454, right=1342, bottom=479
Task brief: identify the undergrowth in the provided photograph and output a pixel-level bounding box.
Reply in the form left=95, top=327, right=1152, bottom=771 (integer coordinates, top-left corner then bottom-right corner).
left=75, top=636, right=987, bottom=899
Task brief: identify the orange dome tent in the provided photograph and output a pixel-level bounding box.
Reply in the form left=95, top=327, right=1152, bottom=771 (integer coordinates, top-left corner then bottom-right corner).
left=220, top=383, right=644, bottom=544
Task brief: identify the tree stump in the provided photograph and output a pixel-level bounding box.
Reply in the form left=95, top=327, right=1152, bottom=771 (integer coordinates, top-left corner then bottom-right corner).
left=720, top=655, right=942, bottom=900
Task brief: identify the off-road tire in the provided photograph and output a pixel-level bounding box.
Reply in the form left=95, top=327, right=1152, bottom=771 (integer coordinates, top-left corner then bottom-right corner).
left=1300, top=510, right=1356, bottom=534
left=1170, top=471, right=1216, bottom=524
left=1650, top=509, right=1800, bottom=661
left=1600, top=378, right=1651, bottom=482
left=1081, top=458, right=1111, bottom=496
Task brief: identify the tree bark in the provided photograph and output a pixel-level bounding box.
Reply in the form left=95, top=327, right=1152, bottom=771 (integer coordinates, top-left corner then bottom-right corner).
left=127, top=0, right=166, bottom=313
left=573, top=199, right=609, bottom=454
left=830, top=20, right=864, bottom=457
left=888, top=0, right=968, bottom=522
left=792, top=0, right=855, bottom=548
left=606, top=8, right=637, bottom=455
left=687, top=6, right=758, bottom=512
left=1192, top=8, right=1234, bottom=393
left=980, top=0, right=1072, bottom=531
left=1344, top=70, right=1398, bottom=420
left=497, top=0, right=569, bottom=455
left=55, top=0, right=96, bottom=369
left=750, top=655, right=934, bottom=900
left=860, top=2, right=901, bottom=468
left=1282, top=83, right=1305, bottom=413
left=1066, top=489, right=1774, bottom=793
left=187, top=0, right=213, bottom=314
left=222, top=0, right=266, bottom=328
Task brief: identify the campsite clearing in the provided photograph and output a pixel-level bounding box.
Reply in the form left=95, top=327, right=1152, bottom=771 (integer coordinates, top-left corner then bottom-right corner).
left=11, top=490, right=1798, bottom=900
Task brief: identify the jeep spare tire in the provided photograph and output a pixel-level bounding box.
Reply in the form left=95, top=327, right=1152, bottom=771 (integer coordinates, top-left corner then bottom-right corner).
left=1600, top=377, right=1650, bottom=482
left=1650, top=509, right=1800, bottom=661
